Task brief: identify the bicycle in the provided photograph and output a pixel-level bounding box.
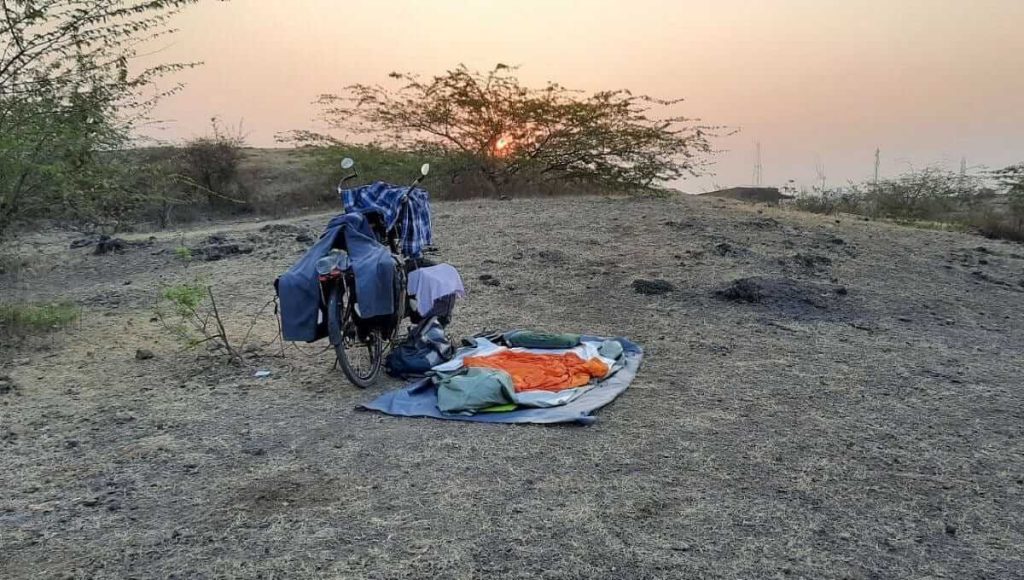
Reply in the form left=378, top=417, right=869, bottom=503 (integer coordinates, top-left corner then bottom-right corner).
left=317, top=159, right=430, bottom=388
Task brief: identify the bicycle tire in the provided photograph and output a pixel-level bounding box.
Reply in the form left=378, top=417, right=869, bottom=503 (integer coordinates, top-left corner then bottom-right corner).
left=327, top=282, right=382, bottom=388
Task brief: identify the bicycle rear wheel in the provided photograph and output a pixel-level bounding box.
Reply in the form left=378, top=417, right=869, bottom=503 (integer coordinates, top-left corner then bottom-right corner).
left=327, top=283, right=383, bottom=388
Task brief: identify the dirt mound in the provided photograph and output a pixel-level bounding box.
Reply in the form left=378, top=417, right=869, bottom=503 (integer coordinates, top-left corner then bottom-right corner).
left=715, top=276, right=849, bottom=319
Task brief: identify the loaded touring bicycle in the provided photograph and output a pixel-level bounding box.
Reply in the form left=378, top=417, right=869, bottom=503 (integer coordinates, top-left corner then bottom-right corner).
left=276, top=158, right=456, bottom=388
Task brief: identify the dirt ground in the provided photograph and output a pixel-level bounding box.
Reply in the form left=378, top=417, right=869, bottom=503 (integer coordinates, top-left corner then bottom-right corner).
left=2, top=194, right=1023, bottom=579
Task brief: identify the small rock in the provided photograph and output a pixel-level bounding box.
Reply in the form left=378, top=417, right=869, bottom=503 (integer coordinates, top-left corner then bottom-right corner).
left=64, top=439, right=79, bottom=449
left=632, top=279, right=675, bottom=295
left=537, top=249, right=567, bottom=263
left=945, top=524, right=957, bottom=536
left=295, top=233, right=315, bottom=244
left=81, top=497, right=100, bottom=507
left=135, top=349, right=155, bottom=361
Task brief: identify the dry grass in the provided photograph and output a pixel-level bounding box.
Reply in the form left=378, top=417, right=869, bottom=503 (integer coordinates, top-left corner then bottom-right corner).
left=1, top=194, right=1023, bottom=578
left=0, top=300, right=80, bottom=337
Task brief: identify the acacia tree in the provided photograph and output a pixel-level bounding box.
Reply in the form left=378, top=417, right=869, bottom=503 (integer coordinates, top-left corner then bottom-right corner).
left=313, top=64, right=719, bottom=191
left=0, top=0, right=203, bottom=237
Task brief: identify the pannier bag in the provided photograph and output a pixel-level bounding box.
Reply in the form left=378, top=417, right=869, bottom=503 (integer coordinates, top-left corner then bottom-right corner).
left=385, top=318, right=454, bottom=378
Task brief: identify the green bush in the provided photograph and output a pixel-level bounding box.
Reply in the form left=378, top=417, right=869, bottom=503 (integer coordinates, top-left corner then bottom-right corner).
left=0, top=301, right=80, bottom=336
left=178, top=119, right=247, bottom=208
left=173, top=246, right=193, bottom=262
left=787, top=165, right=1024, bottom=242
left=156, top=280, right=242, bottom=362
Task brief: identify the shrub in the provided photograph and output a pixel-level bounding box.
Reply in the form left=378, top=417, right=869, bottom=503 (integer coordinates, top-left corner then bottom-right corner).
left=173, top=246, right=193, bottom=262
left=786, top=164, right=1024, bottom=243
left=968, top=209, right=1024, bottom=242
left=0, top=301, right=80, bottom=337
left=178, top=119, right=247, bottom=208
left=0, top=1, right=202, bottom=240
left=862, top=167, right=974, bottom=220
left=156, top=280, right=242, bottom=363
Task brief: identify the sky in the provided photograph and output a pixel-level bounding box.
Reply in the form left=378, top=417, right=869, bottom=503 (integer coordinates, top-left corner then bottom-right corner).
left=140, top=0, right=1024, bottom=192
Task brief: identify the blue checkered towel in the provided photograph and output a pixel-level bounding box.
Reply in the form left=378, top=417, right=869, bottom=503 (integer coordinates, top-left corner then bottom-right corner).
left=340, top=181, right=433, bottom=258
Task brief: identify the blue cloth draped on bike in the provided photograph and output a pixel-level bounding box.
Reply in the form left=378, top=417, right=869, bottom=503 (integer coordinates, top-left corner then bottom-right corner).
left=276, top=213, right=395, bottom=342
left=340, top=181, right=433, bottom=258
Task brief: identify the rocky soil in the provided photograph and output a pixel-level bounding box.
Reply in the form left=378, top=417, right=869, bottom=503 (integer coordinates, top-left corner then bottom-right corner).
left=2, top=194, right=1023, bottom=578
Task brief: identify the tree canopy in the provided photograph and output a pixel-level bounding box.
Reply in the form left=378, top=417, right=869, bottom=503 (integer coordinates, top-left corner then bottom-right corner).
left=311, top=64, right=720, bottom=191
left=0, top=0, right=202, bottom=237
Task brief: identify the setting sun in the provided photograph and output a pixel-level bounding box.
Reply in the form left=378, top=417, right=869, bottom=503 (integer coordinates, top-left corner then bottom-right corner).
left=495, top=135, right=511, bottom=155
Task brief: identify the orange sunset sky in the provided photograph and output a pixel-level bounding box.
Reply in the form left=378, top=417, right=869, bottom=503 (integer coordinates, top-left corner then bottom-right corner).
left=141, top=0, right=1024, bottom=191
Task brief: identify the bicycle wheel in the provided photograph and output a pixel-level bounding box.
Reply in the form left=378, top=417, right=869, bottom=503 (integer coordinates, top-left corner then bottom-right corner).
left=327, top=282, right=382, bottom=388
left=390, top=259, right=407, bottom=342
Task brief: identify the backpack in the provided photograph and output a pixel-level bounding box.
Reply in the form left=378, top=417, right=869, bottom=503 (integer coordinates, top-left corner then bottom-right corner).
left=384, top=317, right=454, bottom=378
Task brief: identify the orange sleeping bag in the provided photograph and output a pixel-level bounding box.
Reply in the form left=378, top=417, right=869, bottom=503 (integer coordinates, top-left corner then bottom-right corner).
left=462, top=350, right=609, bottom=393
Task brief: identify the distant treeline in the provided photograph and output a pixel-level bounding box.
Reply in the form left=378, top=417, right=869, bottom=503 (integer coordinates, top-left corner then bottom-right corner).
left=787, top=165, right=1024, bottom=242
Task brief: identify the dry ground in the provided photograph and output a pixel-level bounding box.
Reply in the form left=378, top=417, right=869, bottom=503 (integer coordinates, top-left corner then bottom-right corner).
left=2, top=194, right=1023, bottom=579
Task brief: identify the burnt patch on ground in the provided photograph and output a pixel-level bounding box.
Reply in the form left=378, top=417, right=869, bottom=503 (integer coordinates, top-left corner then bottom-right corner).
left=71, top=235, right=154, bottom=255
left=715, top=276, right=851, bottom=320
left=632, top=278, right=675, bottom=295
left=189, top=235, right=255, bottom=261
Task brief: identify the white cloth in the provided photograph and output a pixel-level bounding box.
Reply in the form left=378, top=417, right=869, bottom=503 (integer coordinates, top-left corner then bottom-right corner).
left=432, top=337, right=505, bottom=373
left=407, top=263, right=465, bottom=316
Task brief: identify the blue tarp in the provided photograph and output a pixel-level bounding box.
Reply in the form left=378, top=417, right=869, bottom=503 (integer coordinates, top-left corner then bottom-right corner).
left=357, top=336, right=643, bottom=425
left=277, top=213, right=395, bottom=342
